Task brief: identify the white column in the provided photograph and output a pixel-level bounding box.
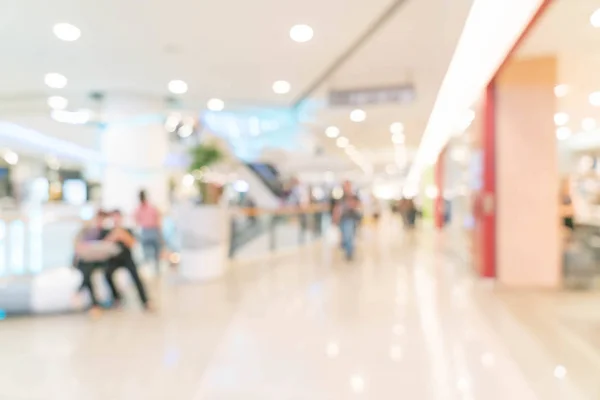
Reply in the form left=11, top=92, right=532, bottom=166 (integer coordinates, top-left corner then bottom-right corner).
left=100, top=97, right=169, bottom=215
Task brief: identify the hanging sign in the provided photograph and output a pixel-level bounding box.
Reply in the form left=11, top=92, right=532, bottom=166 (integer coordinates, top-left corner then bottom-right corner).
left=329, top=84, right=416, bottom=107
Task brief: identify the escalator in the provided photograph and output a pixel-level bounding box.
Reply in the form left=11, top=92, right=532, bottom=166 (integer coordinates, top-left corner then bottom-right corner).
left=228, top=162, right=288, bottom=257
left=236, top=162, right=287, bottom=209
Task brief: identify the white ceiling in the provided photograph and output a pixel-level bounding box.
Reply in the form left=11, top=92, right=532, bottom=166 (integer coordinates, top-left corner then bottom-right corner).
left=0, top=0, right=391, bottom=104
left=516, top=0, right=600, bottom=137
left=309, top=0, right=474, bottom=166
left=0, top=0, right=474, bottom=174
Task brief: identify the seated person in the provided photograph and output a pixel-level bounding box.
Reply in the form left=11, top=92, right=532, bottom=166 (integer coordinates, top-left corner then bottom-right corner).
left=74, top=210, right=116, bottom=315
left=102, top=210, right=153, bottom=311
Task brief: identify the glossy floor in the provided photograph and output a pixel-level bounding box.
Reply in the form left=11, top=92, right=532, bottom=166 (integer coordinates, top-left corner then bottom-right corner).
left=0, top=225, right=597, bottom=399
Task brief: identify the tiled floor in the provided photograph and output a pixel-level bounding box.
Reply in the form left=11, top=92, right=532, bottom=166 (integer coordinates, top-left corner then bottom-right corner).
left=0, top=224, right=597, bottom=399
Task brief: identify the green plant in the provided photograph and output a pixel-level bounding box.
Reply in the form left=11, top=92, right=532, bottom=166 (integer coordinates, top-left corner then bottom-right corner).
left=188, top=143, right=225, bottom=204
left=188, top=143, right=224, bottom=172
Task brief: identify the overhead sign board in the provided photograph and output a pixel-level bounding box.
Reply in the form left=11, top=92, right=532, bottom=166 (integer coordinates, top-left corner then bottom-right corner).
left=329, top=84, right=416, bottom=107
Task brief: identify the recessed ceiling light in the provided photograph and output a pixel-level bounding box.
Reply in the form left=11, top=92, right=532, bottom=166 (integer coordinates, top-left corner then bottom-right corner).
left=336, top=136, right=349, bottom=148
left=53, top=23, right=81, bottom=41
left=272, top=80, right=291, bottom=94
left=290, top=24, right=314, bottom=43
left=3, top=150, right=18, bottom=166
left=556, top=127, right=572, bottom=141
left=168, top=80, right=188, bottom=94
left=582, top=117, right=597, bottom=131
left=350, top=109, right=366, bottom=122
left=50, top=109, right=90, bottom=125
left=349, top=374, right=366, bottom=394
left=390, top=122, right=404, bottom=134
left=326, top=342, right=340, bottom=358
left=554, top=84, right=569, bottom=98
left=554, top=112, right=569, bottom=126
left=47, top=96, right=68, bottom=110
left=325, top=126, right=340, bottom=138
left=44, top=73, right=67, bottom=89
left=590, top=91, right=600, bottom=107
left=591, top=9, right=600, bottom=27
left=207, top=98, right=225, bottom=111
left=178, top=124, right=194, bottom=138
left=554, top=365, right=567, bottom=380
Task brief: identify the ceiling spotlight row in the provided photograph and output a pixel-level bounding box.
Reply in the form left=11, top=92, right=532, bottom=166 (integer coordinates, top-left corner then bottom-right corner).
left=553, top=112, right=598, bottom=141
left=47, top=22, right=306, bottom=118
left=322, top=125, right=371, bottom=172
left=167, top=23, right=309, bottom=106
left=554, top=84, right=600, bottom=108
left=167, top=80, right=227, bottom=111
left=46, top=27, right=84, bottom=124
left=553, top=80, right=600, bottom=140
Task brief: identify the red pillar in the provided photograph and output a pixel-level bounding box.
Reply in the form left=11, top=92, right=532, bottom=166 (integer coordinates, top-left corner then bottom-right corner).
left=475, top=0, right=553, bottom=279
left=479, top=82, right=496, bottom=278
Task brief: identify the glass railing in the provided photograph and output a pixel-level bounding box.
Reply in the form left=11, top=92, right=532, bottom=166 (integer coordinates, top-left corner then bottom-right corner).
left=0, top=211, right=179, bottom=277
left=0, top=205, right=328, bottom=277
left=228, top=205, right=330, bottom=259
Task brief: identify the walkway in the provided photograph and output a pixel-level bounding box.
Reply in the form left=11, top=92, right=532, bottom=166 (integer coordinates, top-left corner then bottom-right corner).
left=0, top=224, right=597, bottom=399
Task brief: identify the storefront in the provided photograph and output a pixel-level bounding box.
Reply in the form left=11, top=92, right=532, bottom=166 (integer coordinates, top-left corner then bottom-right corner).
left=461, top=0, right=600, bottom=288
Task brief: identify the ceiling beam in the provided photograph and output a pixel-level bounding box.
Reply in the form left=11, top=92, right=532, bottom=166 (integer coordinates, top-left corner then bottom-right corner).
left=291, top=0, right=410, bottom=109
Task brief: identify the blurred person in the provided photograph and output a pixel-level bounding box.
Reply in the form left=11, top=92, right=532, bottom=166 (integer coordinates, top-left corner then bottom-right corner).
left=134, top=190, right=163, bottom=272
left=286, top=177, right=309, bottom=242
left=245, top=196, right=258, bottom=225
left=398, top=198, right=408, bottom=226
left=370, top=194, right=381, bottom=225
left=560, top=178, right=575, bottom=232
left=73, top=210, right=119, bottom=316
left=333, top=181, right=361, bottom=261
left=104, top=210, right=153, bottom=311
left=399, top=198, right=417, bottom=229
left=286, top=177, right=303, bottom=206
left=406, top=198, right=417, bottom=229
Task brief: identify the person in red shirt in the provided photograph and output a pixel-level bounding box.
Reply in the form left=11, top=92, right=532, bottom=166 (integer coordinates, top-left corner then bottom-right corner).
left=134, top=190, right=163, bottom=272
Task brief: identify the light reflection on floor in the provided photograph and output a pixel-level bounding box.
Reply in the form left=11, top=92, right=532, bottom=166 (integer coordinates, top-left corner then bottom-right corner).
left=0, top=220, right=598, bottom=399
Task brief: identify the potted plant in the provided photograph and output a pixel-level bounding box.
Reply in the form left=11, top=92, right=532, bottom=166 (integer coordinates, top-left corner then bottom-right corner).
left=176, top=141, right=230, bottom=281
left=188, top=143, right=225, bottom=204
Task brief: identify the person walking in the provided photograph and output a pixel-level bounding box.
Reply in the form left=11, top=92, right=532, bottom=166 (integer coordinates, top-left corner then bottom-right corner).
left=134, top=190, right=163, bottom=272
left=333, top=181, right=361, bottom=261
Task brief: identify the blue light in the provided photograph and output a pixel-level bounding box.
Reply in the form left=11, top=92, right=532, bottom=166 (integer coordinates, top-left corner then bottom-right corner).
left=0, top=309, right=6, bottom=320
left=0, top=121, right=102, bottom=163
left=100, top=114, right=164, bottom=129
left=201, top=107, right=306, bottom=160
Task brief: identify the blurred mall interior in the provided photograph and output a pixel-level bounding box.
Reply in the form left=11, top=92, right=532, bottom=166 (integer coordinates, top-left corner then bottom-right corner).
left=2, top=0, right=600, bottom=398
